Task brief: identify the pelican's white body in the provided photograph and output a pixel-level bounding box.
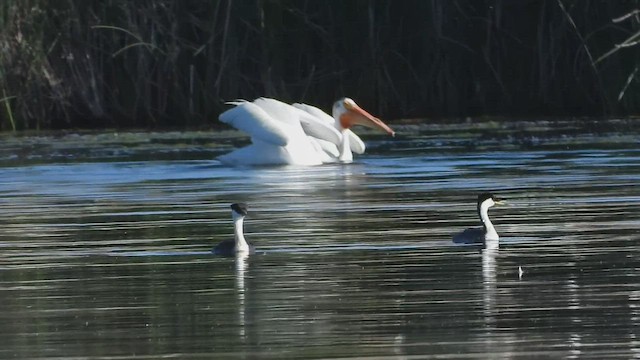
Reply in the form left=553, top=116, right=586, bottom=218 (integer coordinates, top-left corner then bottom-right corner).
left=218, top=98, right=367, bottom=166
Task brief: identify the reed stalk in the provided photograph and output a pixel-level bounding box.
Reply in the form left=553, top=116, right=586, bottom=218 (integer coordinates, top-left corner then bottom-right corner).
left=1, top=90, right=16, bottom=131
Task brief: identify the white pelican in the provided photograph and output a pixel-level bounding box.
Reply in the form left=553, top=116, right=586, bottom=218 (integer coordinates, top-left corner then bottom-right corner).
left=217, top=97, right=395, bottom=166
left=213, top=203, right=255, bottom=256
left=453, top=193, right=505, bottom=249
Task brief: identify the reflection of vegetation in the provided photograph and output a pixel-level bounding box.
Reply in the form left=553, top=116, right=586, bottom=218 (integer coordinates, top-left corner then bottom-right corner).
left=0, top=1, right=639, bottom=131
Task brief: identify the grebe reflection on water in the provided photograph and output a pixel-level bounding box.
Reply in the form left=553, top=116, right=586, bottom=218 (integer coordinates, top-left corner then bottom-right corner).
left=453, top=193, right=505, bottom=249
left=213, top=203, right=256, bottom=256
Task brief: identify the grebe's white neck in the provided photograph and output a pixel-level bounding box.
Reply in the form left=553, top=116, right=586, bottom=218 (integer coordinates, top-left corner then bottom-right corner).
left=479, top=199, right=500, bottom=241
left=233, top=213, right=249, bottom=253
left=479, top=200, right=498, bottom=242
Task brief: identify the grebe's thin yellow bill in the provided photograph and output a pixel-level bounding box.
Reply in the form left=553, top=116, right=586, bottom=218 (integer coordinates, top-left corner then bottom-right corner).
left=213, top=203, right=255, bottom=256
left=453, top=193, right=505, bottom=249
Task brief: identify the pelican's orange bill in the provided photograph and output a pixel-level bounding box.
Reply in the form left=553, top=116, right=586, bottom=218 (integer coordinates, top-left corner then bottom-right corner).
left=340, top=103, right=395, bottom=136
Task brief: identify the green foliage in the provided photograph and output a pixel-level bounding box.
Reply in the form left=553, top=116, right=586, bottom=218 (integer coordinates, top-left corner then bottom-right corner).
left=0, top=0, right=639, bottom=131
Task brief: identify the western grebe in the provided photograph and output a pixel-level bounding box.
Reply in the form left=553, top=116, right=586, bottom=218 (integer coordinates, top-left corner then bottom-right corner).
left=453, top=193, right=504, bottom=248
left=213, top=203, right=255, bottom=256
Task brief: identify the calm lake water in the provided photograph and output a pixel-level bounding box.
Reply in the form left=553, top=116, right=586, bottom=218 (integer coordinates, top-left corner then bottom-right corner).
left=1, top=120, right=639, bottom=358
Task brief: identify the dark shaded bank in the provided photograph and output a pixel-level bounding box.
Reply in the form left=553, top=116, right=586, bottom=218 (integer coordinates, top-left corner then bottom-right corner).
left=0, top=1, right=639, bottom=131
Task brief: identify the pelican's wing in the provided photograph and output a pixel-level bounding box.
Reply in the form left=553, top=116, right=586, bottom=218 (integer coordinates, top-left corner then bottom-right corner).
left=308, top=136, right=340, bottom=158
left=254, top=98, right=341, bottom=144
left=346, top=129, right=366, bottom=154
left=292, top=103, right=334, bottom=124
left=252, top=98, right=302, bottom=128
left=298, top=112, right=342, bottom=145
left=219, top=101, right=290, bottom=146
left=292, top=103, right=342, bottom=145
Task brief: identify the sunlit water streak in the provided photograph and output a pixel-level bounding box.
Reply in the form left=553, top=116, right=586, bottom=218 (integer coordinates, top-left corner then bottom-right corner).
left=0, top=123, right=639, bottom=358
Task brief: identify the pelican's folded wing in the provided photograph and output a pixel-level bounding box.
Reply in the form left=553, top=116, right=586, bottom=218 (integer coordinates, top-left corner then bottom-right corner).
left=253, top=98, right=302, bottom=128
left=346, top=129, right=366, bottom=154
left=219, top=101, right=290, bottom=146
left=308, top=136, right=340, bottom=158
left=292, top=103, right=342, bottom=145
left=297, top=112, right=342, bottom=145
left=292, top=103, right=334, bottom=124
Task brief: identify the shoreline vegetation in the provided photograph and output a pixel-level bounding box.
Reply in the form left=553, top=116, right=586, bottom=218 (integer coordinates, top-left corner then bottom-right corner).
left=0, top=1, right=639, bottom=131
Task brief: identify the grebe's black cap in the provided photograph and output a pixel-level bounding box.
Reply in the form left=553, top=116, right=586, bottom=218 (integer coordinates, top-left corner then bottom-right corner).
left=231, top=203, right=248, bottom=216
left=477, top=193, right=496, bottom=204
left=476, top=193, right=503, bottom=215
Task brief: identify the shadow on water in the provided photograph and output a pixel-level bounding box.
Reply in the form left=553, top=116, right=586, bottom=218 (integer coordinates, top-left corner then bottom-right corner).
left=0, top=121, right=640, bottom=357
